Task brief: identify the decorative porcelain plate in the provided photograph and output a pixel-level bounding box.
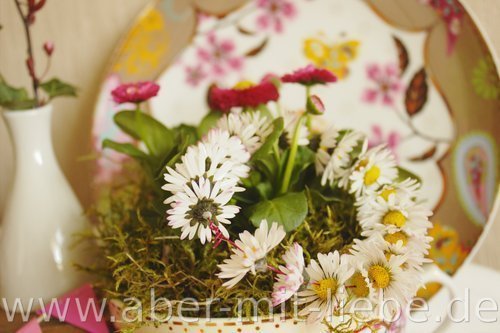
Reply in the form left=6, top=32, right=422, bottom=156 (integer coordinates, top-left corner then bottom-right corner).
left=92, top=0, right=499, bottom=283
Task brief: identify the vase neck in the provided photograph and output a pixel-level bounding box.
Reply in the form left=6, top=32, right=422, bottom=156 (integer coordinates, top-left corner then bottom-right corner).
left=2, top=104, right=58, bottom=167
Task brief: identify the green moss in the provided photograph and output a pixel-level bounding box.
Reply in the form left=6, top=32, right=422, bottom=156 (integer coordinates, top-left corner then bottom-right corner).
left=84, top=162, right=363, bottom=329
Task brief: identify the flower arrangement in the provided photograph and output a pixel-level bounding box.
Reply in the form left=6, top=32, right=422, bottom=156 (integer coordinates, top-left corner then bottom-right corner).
left=0, top=0, right=76, bottom=110
left=88, top=65, right=432, bottom=332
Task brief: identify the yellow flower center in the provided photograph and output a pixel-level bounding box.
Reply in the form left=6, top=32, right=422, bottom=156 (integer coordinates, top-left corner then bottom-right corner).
left=368, top=265, right=391, bottom=289
left=233, top=80, right=255, bottom=90
left=384, top=231, right=408, bottom=246
left=350, top=272, right=369, bottom=298
left=355, top=159, right=369, bottom=171
left=383, top=210, right=406, bottom=227
left=313, top=278, right=338, bottom=301
left=380, top=188, right=396, bottom=201
left=364, top=166, right=381, bottom=185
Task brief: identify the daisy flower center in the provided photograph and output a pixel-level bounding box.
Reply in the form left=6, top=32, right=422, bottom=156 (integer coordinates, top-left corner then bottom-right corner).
left=364, top=165, right=381, bottom=185
left=368, top=265, right=391, bottom=289
left=380, top=188, right=396, bottom=201
left=382, top=210, right=406, bottom=227
left=384, top=231, right=408, bottom=246
left=126, top=86, right=138, bottom=94
left=313, top=278, right=339, bottom=301
left=355, top=159, right=369, bottom=171
left=187, top=198, right=220, bottom=227
left=233, top=80, right=255, bottom=90
left=350, top=272, right=369, bottom=298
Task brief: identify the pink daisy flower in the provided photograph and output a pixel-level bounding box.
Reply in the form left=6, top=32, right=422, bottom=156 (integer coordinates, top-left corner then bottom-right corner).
left=281, top=64, right=337, bottom=86
left=111, top=81, right=160, bottom=104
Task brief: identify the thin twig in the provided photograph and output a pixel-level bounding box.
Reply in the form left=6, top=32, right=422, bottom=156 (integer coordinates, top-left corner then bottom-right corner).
left=392, top=105, right=451, bottom=144
left=13, top=0, right=39, bottom=105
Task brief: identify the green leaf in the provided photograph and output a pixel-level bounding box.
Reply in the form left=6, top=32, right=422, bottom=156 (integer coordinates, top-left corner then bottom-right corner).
left=39, top=78, right=77, bottom=99
left=306, top=188, right=344, bottom=204
left=102, top=139, right=148, bottom=160
left=397, top=167, right=422, bottom=183
left=247, top=191, right=308, bottom=232
left=0, top=78, right=30, bottom=109
left=254, top=154, right=279, bottom=183
left=174, top=124, right=199, bottom=143
left=198, top=111, right=222, bottom=136
left=3, top=99, right=38, bottom=110
left=251, top=117, right=284, bottom=161
left=114, top=111, right=174, bottom=158
left=289, top=146, right=315, bottom=187
left=255, top=182, right=273, bottom=201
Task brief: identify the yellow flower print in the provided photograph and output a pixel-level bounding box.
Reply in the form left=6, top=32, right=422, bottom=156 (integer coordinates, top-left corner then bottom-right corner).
left=472, top=57, right=500, bottom=100
left=303, top=37, right=360, bottom=80
left=113, top=9, right=170, bottom=77
left=417, top=222, right=470, bottom=299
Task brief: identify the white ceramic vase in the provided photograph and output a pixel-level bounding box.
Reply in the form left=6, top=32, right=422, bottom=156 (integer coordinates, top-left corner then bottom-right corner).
left=0, top=104, right=89, bottom=311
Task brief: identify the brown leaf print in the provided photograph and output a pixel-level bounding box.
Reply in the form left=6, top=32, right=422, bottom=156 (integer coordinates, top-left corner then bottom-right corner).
left=410, top=145, right=437, bottom=162
left=393, top=36, right=409, bottom=75
left=405, top=68, right=428, bottom=116
left=245, top=37, right=269, bottom=57
left=237, top=25, right=256, bottom=36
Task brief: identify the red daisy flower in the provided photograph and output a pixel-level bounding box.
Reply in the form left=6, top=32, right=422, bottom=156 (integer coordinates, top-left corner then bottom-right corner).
left=208, top=81, right=280, bottom=112
left=281, top=64, right=337, bottom=86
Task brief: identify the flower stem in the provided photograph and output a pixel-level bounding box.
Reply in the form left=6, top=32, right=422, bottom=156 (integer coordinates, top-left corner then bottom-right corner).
left=279, top=114, right=306, bottom=194
left=272, top=144, right=280, bottom=164
left=305, top=86, right=311, bottom=98
left=14, top=0, right=39, bottom=105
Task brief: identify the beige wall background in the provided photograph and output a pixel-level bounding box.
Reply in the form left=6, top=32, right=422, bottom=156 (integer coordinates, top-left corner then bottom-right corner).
left=0, top=0, right=499, bottom=269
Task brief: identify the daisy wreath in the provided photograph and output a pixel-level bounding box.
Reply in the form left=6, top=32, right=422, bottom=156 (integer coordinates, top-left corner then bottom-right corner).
left=90, top=65, right=433, bottom=332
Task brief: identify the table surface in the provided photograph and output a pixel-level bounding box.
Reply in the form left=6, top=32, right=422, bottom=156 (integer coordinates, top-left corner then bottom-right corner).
left=0, top=0, right=499, bottom=331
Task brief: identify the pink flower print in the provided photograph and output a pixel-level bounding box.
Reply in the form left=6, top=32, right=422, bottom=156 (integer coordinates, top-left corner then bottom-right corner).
left=256, top=0, right=296, bottom=33
left=185, top=64, right=207, bottom=86
left=419, top=0, right=464, bottom=54
left=369, top=125, right=401, bottom=161
left=196, top=33, right=243, bottom=77
left=362, top=63, right=403, bottom=106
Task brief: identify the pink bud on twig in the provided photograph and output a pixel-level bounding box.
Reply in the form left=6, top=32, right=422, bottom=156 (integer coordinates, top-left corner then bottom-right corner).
left=43, top=41, right=54, bottom=56
left=28, top=0, right=46, bottom=13
left=26, top=57, right=35, bottom=77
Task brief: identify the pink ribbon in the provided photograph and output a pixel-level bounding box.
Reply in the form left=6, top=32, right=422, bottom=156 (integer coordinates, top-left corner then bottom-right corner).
left=16, top=319, right=42, bottom=333
left=15, top=284, right=109, bottom=333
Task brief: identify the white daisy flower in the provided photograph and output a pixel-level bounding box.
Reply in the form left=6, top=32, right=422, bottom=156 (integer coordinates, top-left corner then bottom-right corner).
left=165, top=177, right=241, bottom=244
left=350, top=239, right=420, bottom=316
left=283, top=110, right=309, bottom=147
left=363, top=231, right=432, bottom=272
left=218, top=220, right=286, bottom=289
left=356, top=178, right=421, bottom=221
left=272, top=243, right=306, bottom=306
left=217, top=111, right=273, bottom=153
left=162, top=144, right=239, bottom=193
left=359, top=194, right=433, bottom=237
left=202, top=129, right=251, bottom=180
left=349, top=145, right=398, bottom=197
left=342, top=263, right=378, bottom=319
left=321, top=130, right=366, bottom=187
left=314, top=126, right=339, bottom=174
left=298, top=251, right=354, bottom=323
